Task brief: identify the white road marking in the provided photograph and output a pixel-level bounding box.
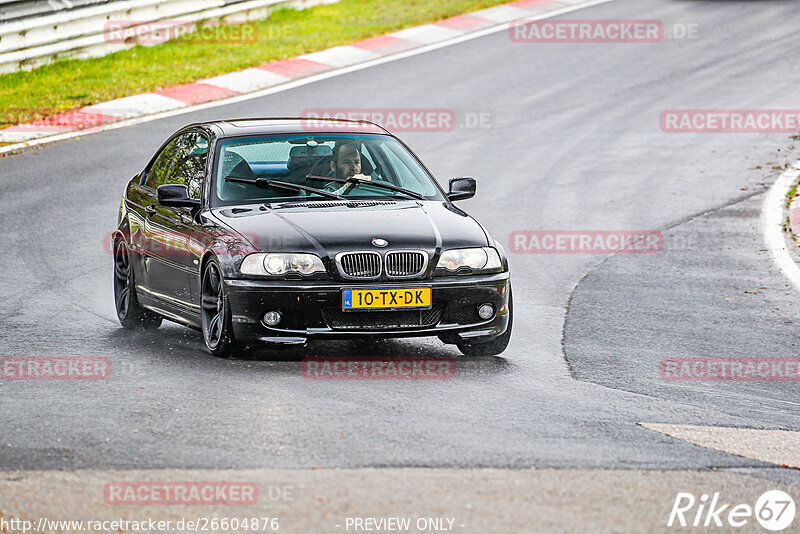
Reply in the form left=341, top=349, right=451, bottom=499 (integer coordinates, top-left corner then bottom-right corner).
left=761, top=161, right=800, bottom=292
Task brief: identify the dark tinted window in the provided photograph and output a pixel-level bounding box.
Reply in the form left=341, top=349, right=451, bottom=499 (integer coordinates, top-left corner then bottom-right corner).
left=145, top=132, right=208, bottom=200
left=167, top=132, right=208, bottom=199
left=145, top=135, right=182, bottom=190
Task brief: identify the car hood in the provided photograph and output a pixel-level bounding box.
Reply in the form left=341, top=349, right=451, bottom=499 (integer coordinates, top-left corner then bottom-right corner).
left=208, top=200, right=490, bottom=258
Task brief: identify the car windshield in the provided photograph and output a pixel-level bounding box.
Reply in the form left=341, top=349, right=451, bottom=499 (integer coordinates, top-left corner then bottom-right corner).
left=212, top=134, right=443, bottom=205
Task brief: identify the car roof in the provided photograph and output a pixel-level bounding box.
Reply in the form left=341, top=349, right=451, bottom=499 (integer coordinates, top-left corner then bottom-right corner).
left=197, top=117, right=391, bottom=137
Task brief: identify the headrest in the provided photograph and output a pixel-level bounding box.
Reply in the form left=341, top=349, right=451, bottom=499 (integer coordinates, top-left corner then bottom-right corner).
left=222, top=151, right=255, bottom=178
left=289, top=144, right=333, bottom=158
left=286, top=142, right=374, bottom=176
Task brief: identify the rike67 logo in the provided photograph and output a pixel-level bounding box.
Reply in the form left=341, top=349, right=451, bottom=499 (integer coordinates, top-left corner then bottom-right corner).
left=668, top=490, right=796, bottom=531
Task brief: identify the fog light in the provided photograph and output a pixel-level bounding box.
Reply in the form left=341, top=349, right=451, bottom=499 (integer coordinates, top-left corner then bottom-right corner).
left=263, top=311, right=282, bottom=326
left=477, top=304, right=495, bottom=320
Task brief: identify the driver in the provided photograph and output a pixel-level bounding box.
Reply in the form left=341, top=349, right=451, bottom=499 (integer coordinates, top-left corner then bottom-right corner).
left=327, top=142, right=371, bottom=195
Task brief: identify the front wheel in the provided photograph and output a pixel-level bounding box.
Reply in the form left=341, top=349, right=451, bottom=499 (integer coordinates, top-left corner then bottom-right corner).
left=113, top=238, right=162, bottom=329
left=201, top=259, right=238, bottom=357
left=456, top=287, right=513, bottom=357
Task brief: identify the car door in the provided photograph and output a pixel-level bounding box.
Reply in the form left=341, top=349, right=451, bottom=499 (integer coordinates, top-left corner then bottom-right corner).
left=127, top=133, right=182, bottom=302
left=163, top=132, right=210, bottom=309
left=140, top=131, right=208, bottom=310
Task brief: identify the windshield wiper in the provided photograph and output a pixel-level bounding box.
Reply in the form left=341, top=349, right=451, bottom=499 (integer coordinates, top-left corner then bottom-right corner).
left=305, top=174, right=425, bottom=200
left=225, top=175, right=345, bottom=200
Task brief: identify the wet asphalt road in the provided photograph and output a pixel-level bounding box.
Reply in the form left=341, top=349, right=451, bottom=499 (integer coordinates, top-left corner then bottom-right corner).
left=0, top=0, right=798, bottom=486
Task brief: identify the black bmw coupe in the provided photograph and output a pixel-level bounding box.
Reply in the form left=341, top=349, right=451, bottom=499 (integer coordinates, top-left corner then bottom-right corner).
left=113, top=118, right=512, bottom=357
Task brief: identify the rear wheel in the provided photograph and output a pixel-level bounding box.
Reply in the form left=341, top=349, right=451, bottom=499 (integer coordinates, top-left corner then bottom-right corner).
left=113, top=238, right=162, bottom=329
left=456, top=288, right=513, bottom=357
left=201, top=259, right=239, bottom=358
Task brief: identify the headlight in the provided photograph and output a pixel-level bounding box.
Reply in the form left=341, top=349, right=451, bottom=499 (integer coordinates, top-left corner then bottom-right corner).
left=240, top=253, right=326, bottom=276
left=436, top=247, right=502, bottom=273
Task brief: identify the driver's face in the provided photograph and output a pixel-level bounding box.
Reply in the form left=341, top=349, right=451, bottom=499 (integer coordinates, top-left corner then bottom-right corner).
left=331, top=146, right=361, bottom=178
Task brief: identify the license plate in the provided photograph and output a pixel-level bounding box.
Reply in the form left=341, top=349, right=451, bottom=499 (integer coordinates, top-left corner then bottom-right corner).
left=342, top=287, right=431, bottom=310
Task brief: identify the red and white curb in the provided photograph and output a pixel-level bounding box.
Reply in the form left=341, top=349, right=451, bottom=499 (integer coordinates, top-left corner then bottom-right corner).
left=0, top=0, right=613, bottom=152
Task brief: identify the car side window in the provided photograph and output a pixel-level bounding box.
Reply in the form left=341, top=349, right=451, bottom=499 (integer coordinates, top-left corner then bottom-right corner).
left=166, top=132, right=208, bottom=200
left=145, top=135, right=182, bottom=191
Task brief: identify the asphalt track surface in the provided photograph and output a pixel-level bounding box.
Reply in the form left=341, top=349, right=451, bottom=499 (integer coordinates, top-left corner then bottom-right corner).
left=1, top=0, right=799, bottom=525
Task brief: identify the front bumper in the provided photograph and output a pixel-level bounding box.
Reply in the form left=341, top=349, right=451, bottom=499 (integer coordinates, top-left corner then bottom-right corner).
left=224, top=272, right=510, bottom=344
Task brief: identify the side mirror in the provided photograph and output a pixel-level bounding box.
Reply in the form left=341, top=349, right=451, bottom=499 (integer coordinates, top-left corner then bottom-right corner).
left=447, top=177, right=476, bottom=201
left=157, top=184, right=201, bottom=208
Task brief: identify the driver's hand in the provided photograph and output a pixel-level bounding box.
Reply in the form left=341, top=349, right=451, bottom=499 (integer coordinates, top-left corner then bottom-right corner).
left=351, top=173, right=371, bottom=181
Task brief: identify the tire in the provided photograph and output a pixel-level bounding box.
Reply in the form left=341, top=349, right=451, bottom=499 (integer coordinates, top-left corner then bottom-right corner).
left=201, top=258, right=239, bottom=358
left=456, top=287, right=513, bottom=357
left=113, top=238, right=162, bottom=329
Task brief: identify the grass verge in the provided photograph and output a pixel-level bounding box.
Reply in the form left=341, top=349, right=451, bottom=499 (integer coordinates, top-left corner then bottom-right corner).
left=0, top=0, right=515, bottom=129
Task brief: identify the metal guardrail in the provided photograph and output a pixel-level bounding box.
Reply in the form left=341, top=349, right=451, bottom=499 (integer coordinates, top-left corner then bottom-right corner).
left=0, top=1, right=114, bottom=24
left=0, top=0, right=338, bottom=74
